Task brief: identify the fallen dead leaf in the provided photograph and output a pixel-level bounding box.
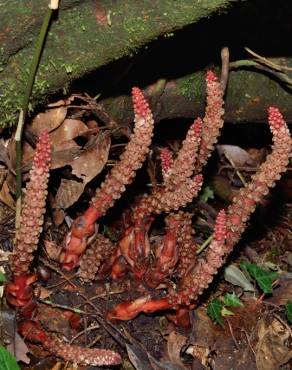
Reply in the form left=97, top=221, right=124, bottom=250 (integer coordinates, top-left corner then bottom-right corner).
left=256, top=316, right=292, bottom=370
left=217, top=145, right=255, bottom=167
left=29, top=107, right=67, bottom=135
left=266, top=277, right=292, bottom=306
left=7, top=332, right=30, bottom=364
left=71, top=131, right=110, bottom=180
left=50, top=118, right=88, bottom=146
left=43, top=239, right=61, bottom=261
left=47, top=95, right=76, bottom=108
left=37, top=305, right=75, bottom=338
left=160, top=331, right=187, bottom=369
left=54, top=178, right=84, bottom=211
left=38, top=286, right=52, bottom=300
left=52, top=131, right=110, bottom=221
left=0, top=180, right=15, bottom=209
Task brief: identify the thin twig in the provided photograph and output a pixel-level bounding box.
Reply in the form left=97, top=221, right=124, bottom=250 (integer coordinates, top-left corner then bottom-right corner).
left=245, top=47, right=292, bottom=72
left=225, top=318, right=240, bottom=350
left=196, top=234, right=213, bottom=255
left=223, top=150, right=247, bottom=186
left=69, top=325, right=100, bottom=345
left=38, top=298, right=91, bottom=315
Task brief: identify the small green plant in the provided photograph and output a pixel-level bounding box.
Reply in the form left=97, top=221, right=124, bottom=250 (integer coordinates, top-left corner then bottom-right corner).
left=199, top=185, right=215, bottom=203
left=207, top=298, right=223, bottom=327
left=207, top=293, right=244, bottom=327
left=240, top=262, right=278, bottom=294
left=0, top=345, right=20, bottom=370
left=0, top=271, right=6, bottom=282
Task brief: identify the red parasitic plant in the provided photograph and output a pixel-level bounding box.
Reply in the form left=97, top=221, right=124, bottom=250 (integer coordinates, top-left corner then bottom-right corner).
left=6, top=131, right=51, bottom=309
left=6, top=69, right=292, bottom=365
left=5, top=131, right=122, bottom=367
left=59, top=86, right=155, bottom=270
left=76, top=72, right=291, bottom=326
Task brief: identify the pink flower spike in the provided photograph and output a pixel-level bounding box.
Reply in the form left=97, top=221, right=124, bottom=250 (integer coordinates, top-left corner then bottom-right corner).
left=206, top=70, right=219, bottom=83
left=214, top=209, right=227, bottom=242
left=191, top=117, right=203, bottom=136
left=160, top=147, right=173, bottom=175
left=132, top=87, right=151, bottom=118
left=268, top=106, right=286, bottom=131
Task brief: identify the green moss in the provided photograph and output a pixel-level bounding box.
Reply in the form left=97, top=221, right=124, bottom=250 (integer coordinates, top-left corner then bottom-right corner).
left=0, top=0, right=232, bottom=127
left=176, top=72, right=204, bottom=101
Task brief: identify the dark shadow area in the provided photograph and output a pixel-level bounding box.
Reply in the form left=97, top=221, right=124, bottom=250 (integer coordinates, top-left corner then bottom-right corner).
left=70, top=0, right=292, bottom=98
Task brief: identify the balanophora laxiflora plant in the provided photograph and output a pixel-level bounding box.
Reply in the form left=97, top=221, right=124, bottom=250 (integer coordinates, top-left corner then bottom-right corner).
left=106, top=105, right=291, bottom=325
left=5, top=70, right=291, bottom=365
left=5, top=132, right=122, bottom=366
left=70, top=72, right=290, bottom=326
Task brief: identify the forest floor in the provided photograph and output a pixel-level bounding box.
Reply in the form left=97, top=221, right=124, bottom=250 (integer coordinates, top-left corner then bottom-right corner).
left=0, top=93, right=291, bottom=370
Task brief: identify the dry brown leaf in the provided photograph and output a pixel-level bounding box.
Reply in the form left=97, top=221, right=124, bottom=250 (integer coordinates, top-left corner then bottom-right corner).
left=50, top=118, right=88, bottom=146
left=53, top=132, right=110, bottom=216
left=37, top=305, right=74, bottom=337
left=217, top=144, right=254, bottom=167
left=29, top=107, right=67, bottom=135
left=71, top=131, right=110, bottom=180
left=23, top=118, right=89, bottom=171
left=212, top=175, right=238, bottom=202
left=7, top=332, right=30, bottom=364
left=50, top=141, right=82, bottom=170
left=38, top=286, right=52, bottom=300
left=43, top=240, right=61, bottom=261
left=256, top=317, right=292, bottom=370
left=54, top=178, right=84, bottom=211
left=166, top=331, right=188, bottom=369
left=266, top=278, right=292, bottom=306
left=47, top=95, right=76, bottom=108
left=0, top=180, right=15, bottom=209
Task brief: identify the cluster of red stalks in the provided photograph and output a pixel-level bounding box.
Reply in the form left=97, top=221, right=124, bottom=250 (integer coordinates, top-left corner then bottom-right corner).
left=5, top=71, right=292, bottom=366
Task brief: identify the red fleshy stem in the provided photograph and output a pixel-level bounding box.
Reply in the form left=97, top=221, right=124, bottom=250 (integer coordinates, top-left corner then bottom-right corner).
left=5, top=274, right=37, bottom=307
left=107, top=296, right=171, bottom=321
left=60, top=87, right=155, bottom=270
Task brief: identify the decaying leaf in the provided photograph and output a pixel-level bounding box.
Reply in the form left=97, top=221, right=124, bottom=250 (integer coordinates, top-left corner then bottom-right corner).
left=49, top=118, right=88, bottom=146
left=125, top=342, right=154, bottom=370
left=0, top=308, right=29, bottom=364
left=29, top=107, right=67, bottom=135
left=217, top=145, right=254, bottom=167
left=224, top=264, right=255, bottom=292
left=0, top=181, right=15, bottom=209
left=54, top=178, right=84, bottom=211
left=256, top=317, right=292, bottom=370
left=70, top=131, right=110, bottom=180
left=165, top=331, right=188, bottom=369
left=53, top=131, right=110, bottom=221
left=6, top=333, right=30, bottom=365
left=266, top=277, right=292, bottom=306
